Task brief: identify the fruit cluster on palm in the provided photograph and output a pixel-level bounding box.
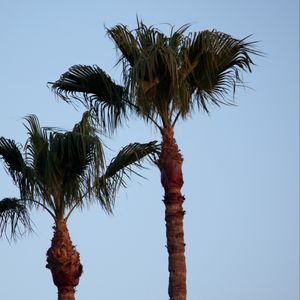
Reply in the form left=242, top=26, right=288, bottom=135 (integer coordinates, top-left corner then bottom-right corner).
left=1, top=20, right=260, bottom=300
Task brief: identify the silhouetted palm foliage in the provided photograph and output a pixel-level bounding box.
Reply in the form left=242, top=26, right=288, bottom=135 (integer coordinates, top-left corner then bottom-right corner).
left=50, top=21, right=260, bottom=131
left=0, top=112, right=159, bottom=240
left=0, top=197, right=33, bottom=240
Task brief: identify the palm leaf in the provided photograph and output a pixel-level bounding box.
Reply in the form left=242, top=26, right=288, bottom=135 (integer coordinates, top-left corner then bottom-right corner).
left=24, top=114, right=49, bottom=180
left=107, top=24, right=140, bottom=67
left=183, top=30, right=261, bottom=112
left=105, top=140, right=159, bottom=178
left=99, top=141, right=160, bottom=210
left=49, top=65, right=127, bottom=132
left=0, top=197, right=33, bottom=241
left=0, top=137, right=35, bottom=199
left=0, top=138, right=26, bottom=185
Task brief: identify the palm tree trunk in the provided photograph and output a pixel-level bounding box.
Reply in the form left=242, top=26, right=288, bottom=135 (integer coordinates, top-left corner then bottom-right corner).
left=46, top=218, right=83, bottom=300
left=157, top=126, right=187, bottom=300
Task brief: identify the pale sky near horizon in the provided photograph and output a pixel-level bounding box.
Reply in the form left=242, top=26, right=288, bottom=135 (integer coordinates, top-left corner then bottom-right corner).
left=0, top=1, right=299, bottom=299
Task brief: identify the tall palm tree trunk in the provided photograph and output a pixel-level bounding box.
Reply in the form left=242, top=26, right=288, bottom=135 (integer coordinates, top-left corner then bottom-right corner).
left=46, top=219, right=83, bottom=300
left=157, top=126, right=187, bottom=300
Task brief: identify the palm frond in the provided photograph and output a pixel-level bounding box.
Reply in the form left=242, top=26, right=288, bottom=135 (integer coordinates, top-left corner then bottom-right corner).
left=0, top=197, right=33, bottom=241
left=105, top=141, right=159, bottom=179
left=107, top=24, right=140, bottom=67
left=24, top=114, right=49, bottom=176
left=49, top=65, right=127, bottom=133
left=0, top=138, right=26, bottom=185
left=0, top=137, right=35, bottom=199
left=183, top=30, right=262, bottom=112
left=99, top=141, right=160, bottom=211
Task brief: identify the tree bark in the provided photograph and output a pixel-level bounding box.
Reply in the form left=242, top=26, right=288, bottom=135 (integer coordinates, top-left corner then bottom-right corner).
left=46, top=219, right=83, bottom=300
left=157, top=126, right=187, bottom=300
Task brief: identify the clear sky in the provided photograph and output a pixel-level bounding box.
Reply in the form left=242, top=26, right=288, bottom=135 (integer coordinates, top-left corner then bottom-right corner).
left=0, top=1, right=299, bottom=299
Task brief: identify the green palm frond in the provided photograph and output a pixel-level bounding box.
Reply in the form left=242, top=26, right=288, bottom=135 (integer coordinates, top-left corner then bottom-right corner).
left=49, top=65, right=127, bottom=132
left=0, top=138, right=26, bottom=185
left=0, top=198, right=33, bottom=241
left=24, top=114, right=49, bottom=181
left=99, top=141, right=160, bottom=210
left=107, top=24, right=140, bottom=67
left=0, top=138, right=35, bottom=199
left=183, top=30, right=261, bottom=112
left=105, top=141, right=159, bottom=179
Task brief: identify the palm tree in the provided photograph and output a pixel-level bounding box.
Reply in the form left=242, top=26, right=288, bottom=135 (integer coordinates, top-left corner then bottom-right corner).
left=49, top=20, right=260, bottom=300
left=0, top=112, right=158, bottom=300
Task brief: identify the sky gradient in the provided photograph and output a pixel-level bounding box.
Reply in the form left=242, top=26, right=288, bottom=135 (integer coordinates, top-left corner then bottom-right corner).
left=0, top=1, right=299, bottom=299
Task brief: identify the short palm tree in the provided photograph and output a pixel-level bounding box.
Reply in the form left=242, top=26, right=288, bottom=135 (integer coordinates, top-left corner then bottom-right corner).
left=0, top=112, right=158, bottom=300
left=49, top=20, right=260, bottom=300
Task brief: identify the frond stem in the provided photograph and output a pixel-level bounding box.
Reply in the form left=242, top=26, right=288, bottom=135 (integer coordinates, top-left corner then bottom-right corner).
left=20, top=198, right=56, bottom=220
left=123, top=99, right=162, bottom=129
left=171, top=112, right=181, bottom=127
left=64, top=199, right=82, bottom=222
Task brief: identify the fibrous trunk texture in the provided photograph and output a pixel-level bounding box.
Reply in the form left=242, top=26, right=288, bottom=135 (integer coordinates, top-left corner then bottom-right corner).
left=46, top=219, right=83, bottom=300
left=157, top=126, right=187, bottom=300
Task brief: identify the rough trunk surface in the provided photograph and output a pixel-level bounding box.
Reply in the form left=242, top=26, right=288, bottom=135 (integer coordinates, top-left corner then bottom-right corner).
left=46, top=219, right=83, bottom=300
left=157, top=126, right=187, bottom=300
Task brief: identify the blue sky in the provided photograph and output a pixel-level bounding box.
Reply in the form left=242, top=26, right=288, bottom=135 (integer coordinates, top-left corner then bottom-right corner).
left=0, top=1, right=299, bottom=299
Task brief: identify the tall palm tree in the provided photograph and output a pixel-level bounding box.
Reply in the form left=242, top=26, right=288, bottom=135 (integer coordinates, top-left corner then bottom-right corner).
left=49, top=21, right=260, bottom=300
left=0, top=112, right=158, bottom=300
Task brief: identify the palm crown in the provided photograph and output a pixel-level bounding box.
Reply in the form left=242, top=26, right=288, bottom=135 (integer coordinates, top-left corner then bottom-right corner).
left=51, top=21, right=260, bottom=130
left=0, top=112, right=158, bottom=239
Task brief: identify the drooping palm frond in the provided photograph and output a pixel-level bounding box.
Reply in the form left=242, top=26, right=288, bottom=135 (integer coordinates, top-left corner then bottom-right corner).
left=0, top=137, right=35, bottom=200
left=98, top=141, right=160, bottom=210
left=49, top=65, right=127, bottom=132
left=0, top=138, right=26, bottom=185
left=0, top=198, right=33, bottom=241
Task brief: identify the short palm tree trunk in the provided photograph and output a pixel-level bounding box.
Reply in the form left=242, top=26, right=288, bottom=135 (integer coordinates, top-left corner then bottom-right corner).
left=158, top=126, right=187, bottom=300
left=46, top=219, right=83, bottom=300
